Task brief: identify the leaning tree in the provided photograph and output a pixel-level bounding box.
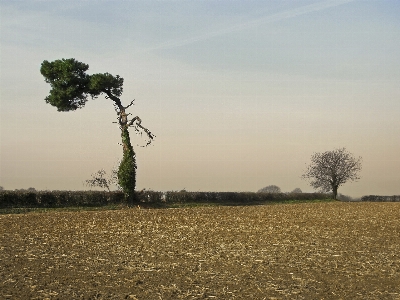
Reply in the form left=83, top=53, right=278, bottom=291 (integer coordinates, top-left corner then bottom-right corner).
left=40, top=58, right=154, bottom=202
left=301, top=148, right=362, bottom=199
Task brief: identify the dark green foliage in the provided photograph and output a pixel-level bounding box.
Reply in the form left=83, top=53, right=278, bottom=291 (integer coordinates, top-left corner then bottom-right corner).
left=40, top=59, right=125, bottom=111
left=89, top=73, right=124, bottom=98
left=164, top=191, right=331, bottom=204
left=0, top=190, right=126, bottom=208
left=0, top=191, right=37, bottom=207
left=40, top=59, right=91, bottom=111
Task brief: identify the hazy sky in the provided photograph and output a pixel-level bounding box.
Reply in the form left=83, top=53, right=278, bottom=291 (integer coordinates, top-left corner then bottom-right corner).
left=1, top=0, right=399, bottom=197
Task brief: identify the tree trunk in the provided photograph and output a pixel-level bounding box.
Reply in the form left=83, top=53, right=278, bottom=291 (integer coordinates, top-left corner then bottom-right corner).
left=117, top=111, right=137, bottom=203
left=332, top=186, right=338, bottom=200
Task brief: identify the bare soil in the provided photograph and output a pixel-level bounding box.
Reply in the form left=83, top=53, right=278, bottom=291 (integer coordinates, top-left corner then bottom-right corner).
left=1, top=202, right=399, bottom=299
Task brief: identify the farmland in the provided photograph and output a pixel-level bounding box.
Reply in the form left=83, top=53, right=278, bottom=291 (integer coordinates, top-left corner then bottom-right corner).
left=1, top=202, right=399, bottom=299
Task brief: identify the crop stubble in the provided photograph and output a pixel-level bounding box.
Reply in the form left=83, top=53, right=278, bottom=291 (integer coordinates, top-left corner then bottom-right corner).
left=0, top=202, right=399, bottom=299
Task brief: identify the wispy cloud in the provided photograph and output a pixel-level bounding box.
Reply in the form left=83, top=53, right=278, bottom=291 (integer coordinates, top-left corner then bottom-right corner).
left=149, top=0, right=356, bottom=51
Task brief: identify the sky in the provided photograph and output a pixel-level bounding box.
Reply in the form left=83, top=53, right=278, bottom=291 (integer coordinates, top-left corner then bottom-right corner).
left=1, top=0, right=400, bottom=197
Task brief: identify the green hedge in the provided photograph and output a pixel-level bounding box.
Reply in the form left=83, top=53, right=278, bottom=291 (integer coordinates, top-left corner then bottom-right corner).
left=164, top=191, right=331, bottom=204
left=0, top=190, right=331, bottom=208
left=0, top=191, right=125, bottom=208
left=361, top=195, right=400, bottom=202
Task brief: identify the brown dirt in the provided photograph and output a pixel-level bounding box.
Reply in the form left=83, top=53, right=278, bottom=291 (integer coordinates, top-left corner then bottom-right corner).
left=1, top=202, right=399, bottom=300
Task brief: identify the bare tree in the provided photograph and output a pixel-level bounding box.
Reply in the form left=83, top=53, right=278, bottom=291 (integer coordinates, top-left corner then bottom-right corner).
left=85, top=164, right=122, bottom=192
left=85, top=169, right=111, bottom=192
left=257, top=185, right=281, bottom=193
left=301, top=148, right=362, bottom=199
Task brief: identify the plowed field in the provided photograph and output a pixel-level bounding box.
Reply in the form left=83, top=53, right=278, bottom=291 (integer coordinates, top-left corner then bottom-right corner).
left=1, top=202, right=399, bottom=299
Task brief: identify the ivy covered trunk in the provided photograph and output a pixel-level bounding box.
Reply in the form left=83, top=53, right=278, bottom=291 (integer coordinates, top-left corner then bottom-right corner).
left=117, top=113, right=137, bottom=203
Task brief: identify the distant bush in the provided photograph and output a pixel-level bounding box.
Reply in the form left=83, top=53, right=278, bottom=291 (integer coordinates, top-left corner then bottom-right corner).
left=290, top=188, right=302, bottom=193
left=257, top=185, right=281, bottom=193
left=337, top=193, right=353, bottom=202
left=361, top=195, right=400, bottom=202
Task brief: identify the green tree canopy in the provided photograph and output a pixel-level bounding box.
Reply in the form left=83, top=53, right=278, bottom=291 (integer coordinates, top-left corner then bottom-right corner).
left=40, top=58, right=91, bottom=111
left=40, top=58, right=124, bottom=111
left=89, top=73, right=124, bottom=100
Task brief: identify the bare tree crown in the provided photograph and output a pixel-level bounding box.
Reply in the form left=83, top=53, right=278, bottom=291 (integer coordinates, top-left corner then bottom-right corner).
left=301, top=148, right=362, bottom=199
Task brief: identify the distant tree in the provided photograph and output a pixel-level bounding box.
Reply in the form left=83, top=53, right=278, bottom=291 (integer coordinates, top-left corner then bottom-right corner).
left=257, top=185, right=281, bottom=193
left=290, top=188, right=302, bottom=193
left=0, top=186, right=3, bottom=191
left=40, top=58, right=154, bottom=202
left=301, top=148, right=362, bottom=200
left=27, top=187, right=36, bottom=192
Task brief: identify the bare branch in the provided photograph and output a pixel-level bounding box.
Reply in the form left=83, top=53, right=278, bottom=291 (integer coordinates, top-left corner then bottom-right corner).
left=127, top=116, right=156, bottom=146
left=85, top=169, right=111, bottom=192
left=127, top=116, right=140, bottom=127
left=124, top=99, right=135, bottom=110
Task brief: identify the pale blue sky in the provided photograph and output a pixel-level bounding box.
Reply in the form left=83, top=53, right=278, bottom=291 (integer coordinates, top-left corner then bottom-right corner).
left=1, top=0, right=400, bottom=197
